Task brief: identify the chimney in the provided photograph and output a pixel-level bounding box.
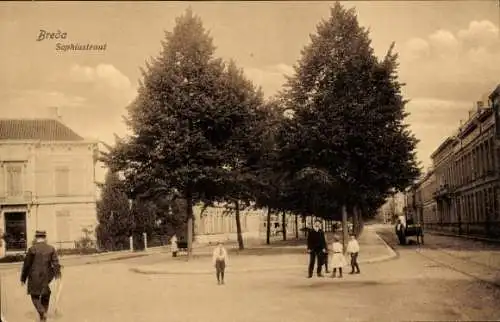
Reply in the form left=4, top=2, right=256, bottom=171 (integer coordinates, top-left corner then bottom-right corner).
left=48, top=106, right=62, bottom=121
left=476, top=101, right=484, bottom=110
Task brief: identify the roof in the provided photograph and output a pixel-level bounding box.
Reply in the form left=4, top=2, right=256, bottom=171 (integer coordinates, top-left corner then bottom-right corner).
left=430, top=136, right=455, bottom=159
left=0, top=119, right=84, bottom=141
left=489, top=84, right=500, bottom=100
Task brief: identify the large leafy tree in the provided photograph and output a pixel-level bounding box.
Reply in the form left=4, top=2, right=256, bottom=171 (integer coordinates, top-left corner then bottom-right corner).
left=107, top=9, right=264, bottom=256
left=209, top=60, right=266, bottom=250
left=279, top=2, right=420, bottom=234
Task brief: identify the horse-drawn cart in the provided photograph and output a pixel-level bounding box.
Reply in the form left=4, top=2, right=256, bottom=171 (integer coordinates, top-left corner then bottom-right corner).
left=395, top=219, right=424, bottom=245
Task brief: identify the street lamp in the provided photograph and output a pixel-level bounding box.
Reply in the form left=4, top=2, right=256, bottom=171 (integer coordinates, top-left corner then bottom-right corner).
left=128, top=199, right=134, bottom=251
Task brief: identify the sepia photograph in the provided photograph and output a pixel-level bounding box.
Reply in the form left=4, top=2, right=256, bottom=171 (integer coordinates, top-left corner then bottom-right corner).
left=0, top=1, right=500, bottom=321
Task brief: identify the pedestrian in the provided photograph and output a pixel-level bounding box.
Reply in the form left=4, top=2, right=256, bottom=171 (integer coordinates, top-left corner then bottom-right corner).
left=306, top=220, right=327, bottom=278
left=330, top=235, right=347, bottom=278
left=347, top=233, right=360, bottom=274
left=20, top=230, right=62, bottom=322
left=395, top=219, right=406, bottom=245
left=170, top=234, right=178, bottom=257
left=212, top=241, right=228, bottom=285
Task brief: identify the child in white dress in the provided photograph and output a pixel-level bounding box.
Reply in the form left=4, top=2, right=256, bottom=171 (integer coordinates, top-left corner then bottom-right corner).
left=330, top=236, right=347, bottom=278
left=170, top=234, right=178, bottom=257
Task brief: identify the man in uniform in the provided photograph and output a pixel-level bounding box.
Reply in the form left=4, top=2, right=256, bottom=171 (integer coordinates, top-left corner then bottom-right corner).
left=20, top=230, right=61, bottom=321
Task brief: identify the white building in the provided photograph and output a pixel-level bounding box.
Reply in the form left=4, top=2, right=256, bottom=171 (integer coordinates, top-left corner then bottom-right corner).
left=193, top=203, right=303, bottom=244
left=378, top=192, right=405, bottom=223
left=0, top=118, right=98, bottom=256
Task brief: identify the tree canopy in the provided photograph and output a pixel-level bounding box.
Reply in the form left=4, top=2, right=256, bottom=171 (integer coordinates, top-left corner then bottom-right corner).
left=276, top=2, right=420, bottom=220
left=101, top=3, right=420, bottom=247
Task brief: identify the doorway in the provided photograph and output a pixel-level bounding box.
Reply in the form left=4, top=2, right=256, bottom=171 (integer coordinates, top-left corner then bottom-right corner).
left=3, top=212, right=27, bottom=251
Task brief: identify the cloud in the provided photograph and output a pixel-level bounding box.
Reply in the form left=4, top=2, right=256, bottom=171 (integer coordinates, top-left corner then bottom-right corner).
left=428, top=29, right=461, bottom=58
left=399, top=19, right=500, bottom=102
left=243, top=63, right=294, bottom=97
left=458, top=20, right=499, bottom=48
left=1, top=64, right=136, bottom=144
left=0, top=90, right=86, bottom=118
left=69, top=64, right=133, bottom=92
left=405, top=98, right=475, bottom=168
left=67, top=64, right=137, bottom=104
left=405, top=38, right=430, bottom=60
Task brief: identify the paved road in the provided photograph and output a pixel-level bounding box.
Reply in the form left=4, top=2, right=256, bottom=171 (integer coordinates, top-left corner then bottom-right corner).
left=2, top=227, right=500, bottom=321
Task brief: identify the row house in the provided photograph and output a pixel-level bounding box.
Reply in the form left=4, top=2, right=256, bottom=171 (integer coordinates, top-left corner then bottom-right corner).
left=416, top=84, right=500, bottom=238
left=419, top=170, right=437, bottom=226
left=405, top=169, right=437, bottom=227
left=0, top=118, right=98, bottom=256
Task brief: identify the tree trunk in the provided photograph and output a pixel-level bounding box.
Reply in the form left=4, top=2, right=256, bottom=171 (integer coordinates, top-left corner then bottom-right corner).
left=341, top=205, right=348, bottom=255
left=235, top=201, right=244, bottom=250
left=266, top=208, right=272, bottom=245
left=282, top=210, right=287, bottom=241
left=353, top=206, right=365, bottom=237
left=352, top=205, right=359, bottom=237
left=302, top=214, right=307, bottom=237
left=295, top=214, right=299, bottom=239
left=186, top=192, right=194, bottom=259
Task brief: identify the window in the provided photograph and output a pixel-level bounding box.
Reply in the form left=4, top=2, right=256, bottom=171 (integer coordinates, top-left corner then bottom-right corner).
left=56, top=210, right=71, bottom=246
left=55, top=166, right=70, bottom=196
left=5, top=162, right=24, bottom=197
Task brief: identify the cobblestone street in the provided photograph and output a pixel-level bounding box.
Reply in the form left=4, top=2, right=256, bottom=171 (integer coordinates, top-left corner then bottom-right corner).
left=1, top=225, right=500, bottom=321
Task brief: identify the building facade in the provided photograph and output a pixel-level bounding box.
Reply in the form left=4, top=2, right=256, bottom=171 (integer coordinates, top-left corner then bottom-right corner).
left=418, top=170, right=437, bottom=226
left=192, top=203, right=303, bottom=244
left=407, top=84, right=500, bottom=238
left=379, top=192, right=405, bottom=224
left=0, top=119, right=98, bottom=255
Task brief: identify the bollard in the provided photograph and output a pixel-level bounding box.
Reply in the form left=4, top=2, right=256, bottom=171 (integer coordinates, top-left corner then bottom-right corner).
left=143, top=232, right=148, bottom=251
left=129, top=236, right=134, bottom=251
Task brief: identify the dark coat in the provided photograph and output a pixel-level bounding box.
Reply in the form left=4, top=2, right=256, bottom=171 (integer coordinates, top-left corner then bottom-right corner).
left=307, top=229, right=327, bottom=251
left=20, top=241, right=61, bottom=295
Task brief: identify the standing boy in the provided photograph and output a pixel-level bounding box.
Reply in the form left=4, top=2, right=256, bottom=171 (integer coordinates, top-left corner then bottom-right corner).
left=212, top=242, right=228, bottom=285
left=347, top=233, right=361, bottom=274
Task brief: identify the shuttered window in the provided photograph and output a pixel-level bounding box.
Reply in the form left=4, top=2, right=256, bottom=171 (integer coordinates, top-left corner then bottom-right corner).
left=55, top=166, right=70, bottom=196
left=5, top=162, right=23, bottom=197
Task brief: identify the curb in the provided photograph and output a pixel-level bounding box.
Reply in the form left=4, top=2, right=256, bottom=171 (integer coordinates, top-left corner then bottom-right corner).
left=374, top=232, right=399, bottom=261
left=427, top=231, right=500, bottom=245
left=82, top=253, right=151, bottom=265
left=0, top=252, right=155, bottom=270
left=130, top=250, right=398, bottom=275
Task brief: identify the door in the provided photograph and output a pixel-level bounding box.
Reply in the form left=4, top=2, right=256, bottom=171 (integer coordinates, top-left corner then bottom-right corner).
left=4, top=212, right=27, bottom=251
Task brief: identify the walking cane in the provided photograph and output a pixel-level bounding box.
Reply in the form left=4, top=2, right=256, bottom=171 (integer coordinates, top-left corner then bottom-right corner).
left=0, top=273, right=7, bottom=322
left=52, top=278, right=63, bottom=317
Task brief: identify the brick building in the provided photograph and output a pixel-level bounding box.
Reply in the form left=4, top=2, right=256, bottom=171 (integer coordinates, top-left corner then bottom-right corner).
left=407, top=84, right=500, bottom=238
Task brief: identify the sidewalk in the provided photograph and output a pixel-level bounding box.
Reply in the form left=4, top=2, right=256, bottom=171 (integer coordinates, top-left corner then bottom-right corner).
left=131, top=226, right=397, bottom=275
left=0, top=246, right=166, bottom=271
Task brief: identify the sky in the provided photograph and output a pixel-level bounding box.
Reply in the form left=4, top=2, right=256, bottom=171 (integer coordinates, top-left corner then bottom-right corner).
left=1, top=1, right=499, bottom=183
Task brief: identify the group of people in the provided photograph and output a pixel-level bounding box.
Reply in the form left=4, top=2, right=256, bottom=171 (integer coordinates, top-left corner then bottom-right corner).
left=307, top=219, right=360, bottom=278
left=209, top=219, right=361, bottom=285
left=17, top=222, right=359, bottom=321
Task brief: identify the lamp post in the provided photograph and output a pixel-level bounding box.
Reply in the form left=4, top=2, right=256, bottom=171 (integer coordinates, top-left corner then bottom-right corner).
left=128, top=199, right=134, bottom=251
